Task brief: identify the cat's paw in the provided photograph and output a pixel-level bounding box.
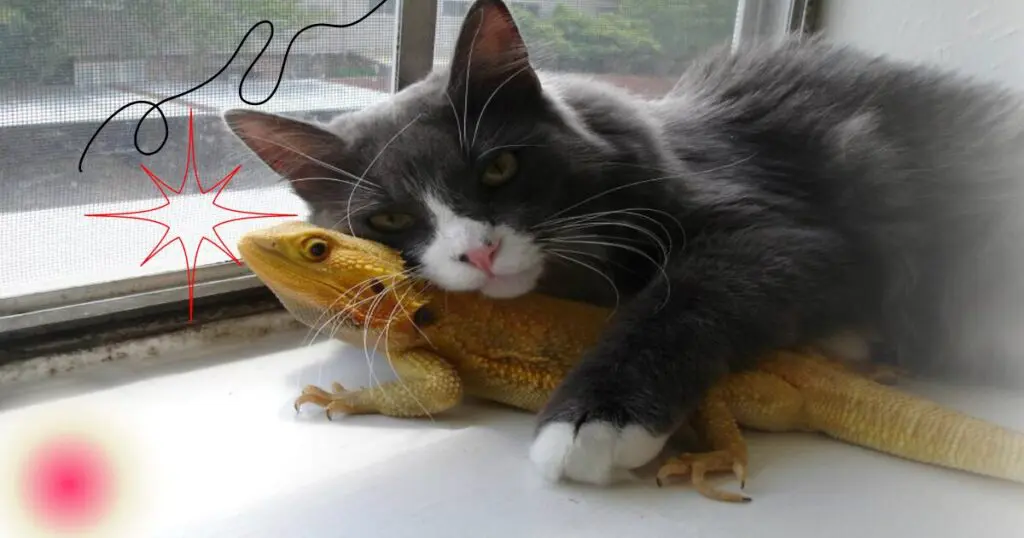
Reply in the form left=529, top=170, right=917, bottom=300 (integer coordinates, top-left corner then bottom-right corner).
left=529, top=414, right=669, bottom=485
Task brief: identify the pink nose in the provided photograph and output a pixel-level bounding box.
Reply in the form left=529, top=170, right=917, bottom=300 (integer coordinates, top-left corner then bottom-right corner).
left=460, top=241, right=500, bottom=276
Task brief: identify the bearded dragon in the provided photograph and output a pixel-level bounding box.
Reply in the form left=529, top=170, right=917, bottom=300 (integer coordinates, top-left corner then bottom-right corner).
left=237, top=220, right=1024, bottom=502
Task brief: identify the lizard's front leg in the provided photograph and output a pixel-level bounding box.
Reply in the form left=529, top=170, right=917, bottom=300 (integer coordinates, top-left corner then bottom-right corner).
left=295, top=349, right=463, bottom=419
left=657, top=367, right=810, bottom=502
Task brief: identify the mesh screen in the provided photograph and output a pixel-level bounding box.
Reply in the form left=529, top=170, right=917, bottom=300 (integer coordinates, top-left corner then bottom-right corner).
left=0, top=0, right=398, bottom=299
left=434, top=0, right=739, bottom=98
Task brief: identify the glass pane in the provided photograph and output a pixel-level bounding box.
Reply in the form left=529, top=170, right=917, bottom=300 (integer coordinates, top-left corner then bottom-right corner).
left=434, top=0, right=740, bottom=98
left=0, top=0, right=398, bottom=301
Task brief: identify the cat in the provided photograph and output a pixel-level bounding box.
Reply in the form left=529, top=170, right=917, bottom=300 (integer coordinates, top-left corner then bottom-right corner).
left=224, top=0, right=1024, bottom=485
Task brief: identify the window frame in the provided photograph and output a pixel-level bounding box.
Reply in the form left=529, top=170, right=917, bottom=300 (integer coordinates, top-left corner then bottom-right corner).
left=0, top=0, right=812, bottom=350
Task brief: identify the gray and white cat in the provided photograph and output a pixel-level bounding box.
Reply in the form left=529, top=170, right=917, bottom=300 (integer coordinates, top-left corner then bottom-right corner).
left=225, top=0, right=1024, bottom=485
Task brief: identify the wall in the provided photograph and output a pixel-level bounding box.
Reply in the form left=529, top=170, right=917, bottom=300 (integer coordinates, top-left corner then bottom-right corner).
left=819, top=0, right=1024, bottom=90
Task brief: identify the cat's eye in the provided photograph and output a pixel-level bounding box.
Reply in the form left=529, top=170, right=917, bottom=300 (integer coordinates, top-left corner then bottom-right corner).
left=480, top=151, right=518, bottom=187
left=302, top=237, right=330, bottom=262
left=368, top=212, right=415, bottom=232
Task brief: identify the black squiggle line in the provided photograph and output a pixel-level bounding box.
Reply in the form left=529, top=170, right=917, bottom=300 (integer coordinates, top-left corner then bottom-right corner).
left=77, top=0, right=393, bottom=173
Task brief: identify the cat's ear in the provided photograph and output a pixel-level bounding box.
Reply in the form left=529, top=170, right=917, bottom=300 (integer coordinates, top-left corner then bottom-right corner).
left=447, top=0, right=541, bottom=103
left=222, top=109, right=347, bottom=203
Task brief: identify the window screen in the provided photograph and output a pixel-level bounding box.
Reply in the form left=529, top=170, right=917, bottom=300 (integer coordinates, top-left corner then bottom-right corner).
left=0, top=0, right=398, bottom=303
left=433, top=0, right=740, bottom=97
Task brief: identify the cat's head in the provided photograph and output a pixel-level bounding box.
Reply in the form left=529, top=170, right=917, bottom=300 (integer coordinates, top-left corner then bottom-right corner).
left=224, top=0, right=611, bottom=298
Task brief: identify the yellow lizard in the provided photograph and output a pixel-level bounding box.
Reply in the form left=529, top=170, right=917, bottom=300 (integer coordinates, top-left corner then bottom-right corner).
left=237, top=220, right=1024, bottom=502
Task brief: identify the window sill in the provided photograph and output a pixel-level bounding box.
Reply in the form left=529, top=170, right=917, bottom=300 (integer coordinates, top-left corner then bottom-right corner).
left=1, top=317, right=1023, bottom=536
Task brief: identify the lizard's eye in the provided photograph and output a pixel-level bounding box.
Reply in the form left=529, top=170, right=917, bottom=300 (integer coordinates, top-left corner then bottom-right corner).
left=370, top=279, right=386, bottom=294
left=301, top=237, right=330, bottom=262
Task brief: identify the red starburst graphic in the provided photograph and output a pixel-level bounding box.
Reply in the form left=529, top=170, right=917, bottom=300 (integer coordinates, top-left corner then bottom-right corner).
left=86, top=109, right=297, bottom=321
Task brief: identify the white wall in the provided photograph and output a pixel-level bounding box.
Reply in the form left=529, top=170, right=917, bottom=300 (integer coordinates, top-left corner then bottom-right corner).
left=819, top=0, right=1024, bottom=90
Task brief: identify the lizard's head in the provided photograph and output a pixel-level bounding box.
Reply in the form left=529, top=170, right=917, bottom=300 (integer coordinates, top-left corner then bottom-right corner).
left=238, top=221, right=433, bottom=341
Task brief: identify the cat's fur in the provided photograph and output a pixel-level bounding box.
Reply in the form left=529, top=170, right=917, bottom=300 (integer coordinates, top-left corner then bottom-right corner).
left=225, top=0, right=1024, bottom=485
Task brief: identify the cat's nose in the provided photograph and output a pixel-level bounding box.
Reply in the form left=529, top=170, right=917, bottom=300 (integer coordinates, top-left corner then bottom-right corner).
left=458, top=240, right=501, bottom=276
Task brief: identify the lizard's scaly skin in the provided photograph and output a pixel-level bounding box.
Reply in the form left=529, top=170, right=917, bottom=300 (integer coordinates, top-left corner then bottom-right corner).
left=239, top=221, right=1024, bottom=501
left=757, top=353, right=1024, bottom=482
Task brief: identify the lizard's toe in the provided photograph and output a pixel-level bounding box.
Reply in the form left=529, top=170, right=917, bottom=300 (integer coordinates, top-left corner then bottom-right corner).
left=655, top=449, right=750, bottom=503
left=294, top=385, right=333, bottom=412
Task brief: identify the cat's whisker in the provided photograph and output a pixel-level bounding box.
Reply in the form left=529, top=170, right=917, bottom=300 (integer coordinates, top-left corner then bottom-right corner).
left=545, top=237, right=668, bottom=269
left=538, top=206, right=678, bottom=226
left=470, top=63, right=534, bottom=149
left=536, top=207, right=684, bottom=244
left=288, top=176, right=382, bottom=193
left=242, top=134, right=384, bottom=191
left=303, top=295, right=347, bottom=346
left=463, top=19, right=485, bottom=157
left=545, top=249, right=621, bottom=319
left=545, top=245, right=637, bottom=277
left=306, top=275, right=388, bottom=344
left=542, top=175, right=681, bottom=221
left=444, top=91, right=466, bottom=153
left=388, top=267, right=445, bottom=349
left=543, top=233, right=652, bottom=253
left=389, top=278, right=438, bottom=350
left=360, top=283, right=393, bottom=397
left=320, top=274, right=400, bottom=336
left=537, top=209, right=687, bottom=261
left=336, top=269, right=416, bottom=392
left=477, top=143, right=544, bottom=161
left=346, top=113, right=424, bottom=234
left=308, top=291, right=379, bottom=353
left=324, top=201, right=381, bottom=236
left=374, top=283, right=435, bottom=421
left=536, top=209, right=680, bottom=267
left=309, top=307, right=345, bottom=388
left=543, top=155, right=756, bottom=221
left=540, top=219, right=672, bottom=264
left=309, top=305, right=350, bottom=347
left=546, top=237, right=673, bottom=310
left=603, top=161, right=689, bottom=176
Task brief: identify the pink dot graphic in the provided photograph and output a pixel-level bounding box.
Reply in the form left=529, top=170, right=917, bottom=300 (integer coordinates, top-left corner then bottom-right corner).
left=21, top=435, right=114, bottom=531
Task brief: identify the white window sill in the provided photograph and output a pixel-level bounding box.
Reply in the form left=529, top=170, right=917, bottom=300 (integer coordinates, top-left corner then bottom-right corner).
left=2, top=323, right=1023, bottom=537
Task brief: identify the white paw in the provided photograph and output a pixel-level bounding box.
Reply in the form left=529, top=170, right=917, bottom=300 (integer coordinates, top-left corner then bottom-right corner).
left=528, top=421, right=669, bottom=485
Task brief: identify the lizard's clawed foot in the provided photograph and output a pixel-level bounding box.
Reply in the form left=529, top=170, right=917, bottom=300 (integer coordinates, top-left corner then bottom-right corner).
left=294, top=382, right=358, bottom=420
left=655, top=449, right=750, bottom=503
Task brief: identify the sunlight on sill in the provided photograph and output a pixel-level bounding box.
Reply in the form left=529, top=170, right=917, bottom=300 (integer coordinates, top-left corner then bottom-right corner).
left=0, top=330, right=470, bottom=535
left=1, top=318, right=1024, bottom=536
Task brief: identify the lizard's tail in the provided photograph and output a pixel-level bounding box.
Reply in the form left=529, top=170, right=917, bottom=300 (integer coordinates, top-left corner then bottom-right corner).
left=778, top=354, right=1024, bottom=483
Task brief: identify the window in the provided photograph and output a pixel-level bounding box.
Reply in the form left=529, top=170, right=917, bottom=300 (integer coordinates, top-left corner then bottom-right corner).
left=442, top=1, right=470, bottom=18
left=0, top=0, right=807, bottom=348
left=432, top=0, right=782, bottom=97
left=510, top=2, right=541, bottom=17
left=369, top=0, right=397, bottom=16
left=0, top=0, right=398, bottom=336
